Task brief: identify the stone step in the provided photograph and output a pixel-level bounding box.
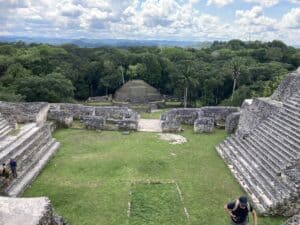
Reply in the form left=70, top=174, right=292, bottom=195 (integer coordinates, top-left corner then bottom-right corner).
left=1, top=130, right=46, bottom=167
left=258, top=123, right=299, bottom=158
left=0, top=126, right=50, bottom=191
left=216, top=142, right=269, bottom=213
left=283, top=107, right=300, bottom=120
left=285, top=99, right=300, bottom=108
left=229, top=136, right=290, bottom=201
left=264, top=120, right=300, bottom=148
left=276, top=113, right=300, bottom=130
left=0, top=124, right=39, bottom=162
left=220, top=137, right=294, bottom=212
left=8, top=135, right=52, bottom=188
left=270, top=115, right=300, bottom=134
left=17, top=134, right=52, bottom=173
left=284, top=102, right=300, bottom=113
left=253, top=125, right=298, bottom=162
left=246, top=133, right=286, bottom=171
left=0, top=127, right=13, bottom=140
left=7, top=140, right=60, bottom=197
left=279, top=110, right=300, bottom=125
left=0, top=120, right=9, bottom=130
left=0, top=123, right=37, bottom=151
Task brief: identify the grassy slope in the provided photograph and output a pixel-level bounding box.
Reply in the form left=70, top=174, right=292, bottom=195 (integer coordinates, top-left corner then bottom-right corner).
left=24, top=128, right=285, bottom=225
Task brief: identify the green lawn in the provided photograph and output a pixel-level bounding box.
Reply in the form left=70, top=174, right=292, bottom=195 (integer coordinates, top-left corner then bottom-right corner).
left=24, top=128, right=285, bottom=225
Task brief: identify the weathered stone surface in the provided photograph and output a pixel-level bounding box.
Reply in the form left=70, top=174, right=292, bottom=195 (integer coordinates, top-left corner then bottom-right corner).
left=216, top=69, right=300, bottom=216
left=0, top=196, right=61, bottom=225
left=80, top=116, right=104, bottom=130
left=272, top=68, right=300, bottom=102
left=49, top=104, right=139, bottom=131
left=161, top=107, right=239, bottom=132
left=283, top=214, right=300, bottom=225
left=225, top=112, right=240, bottom=134
left=0, top=102, right=49, bottom=124
left=236, top=98, right=282, bottom=137
left=47, top=110, right=73, bottom=128
left=194, top=117, right=214, bottom=133
left=201, top=107, right=239, bottom=127
left=161, top=120, right=181, bottom=132
left=114, top=80, right=163, bottom=103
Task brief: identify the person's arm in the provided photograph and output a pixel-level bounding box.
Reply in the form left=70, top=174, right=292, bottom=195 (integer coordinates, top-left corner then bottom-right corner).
left=251, top=209, right=257, bottom=225
left=224, top=204, right=236, bottom=219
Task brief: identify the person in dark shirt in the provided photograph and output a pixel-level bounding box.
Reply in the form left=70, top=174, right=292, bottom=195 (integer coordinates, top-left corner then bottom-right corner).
left=9, top=158, right=17, bottom=178
left=224, top=196, right=257, bottom=225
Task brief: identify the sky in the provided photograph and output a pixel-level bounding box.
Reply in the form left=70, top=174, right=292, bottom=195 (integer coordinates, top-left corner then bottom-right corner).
left=1, top=0, right=300, bottom=45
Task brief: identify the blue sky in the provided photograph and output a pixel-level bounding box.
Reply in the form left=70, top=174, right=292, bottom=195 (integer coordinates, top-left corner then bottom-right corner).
left=0, top=0, right=300, bottom=45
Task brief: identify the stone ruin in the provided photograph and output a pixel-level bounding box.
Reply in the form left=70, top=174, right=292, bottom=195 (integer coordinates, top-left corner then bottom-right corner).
left=216, top=68, right=300, bottom=224
left=161, top=106, right=239, bottom=133
left=48, top=103, right=139, bottom=131
left=113, top=80, right=164, bottom=112
left=0, top=101, right=139, bottom=225
left=0, top=68, right=299, bottom=225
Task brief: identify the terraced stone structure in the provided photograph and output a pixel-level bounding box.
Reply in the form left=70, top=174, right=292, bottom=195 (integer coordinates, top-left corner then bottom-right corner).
left=113, top=80, right=164, bottom=112
left=216, top=68, right=300, bottom=220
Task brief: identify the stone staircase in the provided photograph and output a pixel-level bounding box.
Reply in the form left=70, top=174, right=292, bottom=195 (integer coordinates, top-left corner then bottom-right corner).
left=0, top=113, right=13, bottom=139
left=0, top=123, right=60, bottom=197
left=216, top=92, right=300, bottom=216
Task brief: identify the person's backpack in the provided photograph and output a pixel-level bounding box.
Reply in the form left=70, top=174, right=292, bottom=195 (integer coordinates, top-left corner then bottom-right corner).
left=232, top=199, right=251, bottom=212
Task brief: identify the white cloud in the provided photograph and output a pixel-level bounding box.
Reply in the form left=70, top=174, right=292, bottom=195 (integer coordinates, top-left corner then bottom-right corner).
left=244, top=0, right=279, bottom=7
left=289, top=0, right=300, bottom=3
left=207, top=0, right=234, bottom=7
left=280, top=7, right=300, bottom=28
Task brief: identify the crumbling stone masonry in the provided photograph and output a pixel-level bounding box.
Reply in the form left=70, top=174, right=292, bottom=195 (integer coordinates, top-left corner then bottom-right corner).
left=160, top=107, right=239, bottom=133
left=0, top=196, right=67, bottom=225
left=48, top=104, right=139, bottom=131
left=194, top=117, right=214, bottom=133
left=216, top=68, right=300, bottom=217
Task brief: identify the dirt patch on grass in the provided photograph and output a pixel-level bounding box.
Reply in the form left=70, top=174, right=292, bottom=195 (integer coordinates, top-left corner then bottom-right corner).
left=158, top=133, right=187, bottom=145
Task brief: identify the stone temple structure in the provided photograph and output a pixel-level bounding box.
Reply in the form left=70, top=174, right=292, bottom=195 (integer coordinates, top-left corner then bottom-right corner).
left=216, top=68, right=300, bottom=221
left=113, top=80, right=164, bottom=111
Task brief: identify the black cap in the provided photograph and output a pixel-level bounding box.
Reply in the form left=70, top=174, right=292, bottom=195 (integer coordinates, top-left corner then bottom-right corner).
left=239, top=196, right=248, bottom=205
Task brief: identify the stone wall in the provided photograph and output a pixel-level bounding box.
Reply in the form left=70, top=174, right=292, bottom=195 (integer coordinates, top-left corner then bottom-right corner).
left=0, top=196, right=67, bottom=225
left=236, top=98, right=282, bottom=137
left=271, top=68, right=300, bottom=102
left=161, top=107, right=239, bottom=132
left=49, top=104, right=138, bottom=131
left=0, top=102, right=49, bottom=124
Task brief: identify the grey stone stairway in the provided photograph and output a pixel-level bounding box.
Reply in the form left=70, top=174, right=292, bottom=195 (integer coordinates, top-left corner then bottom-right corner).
left=0, top=123, right=60, bottom=197
left=216, top=92, right=300, bottom=216
left=283, top=214, right=300, bottom=225
left=0, top=114, right=13, bottom=139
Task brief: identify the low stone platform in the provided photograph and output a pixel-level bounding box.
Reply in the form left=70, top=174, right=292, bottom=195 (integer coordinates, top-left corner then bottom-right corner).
left=0, top=196, right=62, bottom=225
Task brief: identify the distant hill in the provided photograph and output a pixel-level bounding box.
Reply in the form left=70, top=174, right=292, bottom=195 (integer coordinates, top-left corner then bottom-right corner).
left=0, top=36, right=211, bottom=48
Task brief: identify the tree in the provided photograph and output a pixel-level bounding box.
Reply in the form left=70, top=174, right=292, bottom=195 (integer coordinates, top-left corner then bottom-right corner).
left=229, top=57, right=243, bottom=101
left=171, top=60, right=199, bottom=107
left=16, top=72, right=74, bottom=102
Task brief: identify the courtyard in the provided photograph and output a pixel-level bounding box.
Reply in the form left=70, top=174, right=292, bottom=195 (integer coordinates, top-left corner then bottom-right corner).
left=24, top=126, right=285, bottom=225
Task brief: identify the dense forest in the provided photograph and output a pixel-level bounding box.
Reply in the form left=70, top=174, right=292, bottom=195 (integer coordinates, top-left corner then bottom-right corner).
left=0, top=39, right=299, bottom=106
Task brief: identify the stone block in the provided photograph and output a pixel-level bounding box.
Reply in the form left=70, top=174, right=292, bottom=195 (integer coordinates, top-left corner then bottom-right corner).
left=194, top=117, right=214, bottom=133
left=225, top=112, right=241, bottom=134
